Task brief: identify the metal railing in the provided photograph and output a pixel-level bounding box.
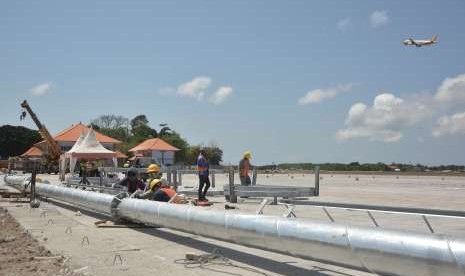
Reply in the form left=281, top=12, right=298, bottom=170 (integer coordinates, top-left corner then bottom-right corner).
left=226, top=166, right=320, bottom=204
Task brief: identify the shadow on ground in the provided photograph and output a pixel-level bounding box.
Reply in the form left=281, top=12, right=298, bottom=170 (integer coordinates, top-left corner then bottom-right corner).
left=136, top=227, right=357, bottom=276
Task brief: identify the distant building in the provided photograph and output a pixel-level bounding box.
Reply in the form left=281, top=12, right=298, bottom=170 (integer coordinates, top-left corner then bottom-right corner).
left=20, top=123, right=127, bottom=160
left=20, top=146, right=43, bottom=160
left=129, top=138, right=179, bottom=166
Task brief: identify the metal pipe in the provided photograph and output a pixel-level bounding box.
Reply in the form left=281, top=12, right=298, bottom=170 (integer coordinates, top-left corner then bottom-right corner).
left=36, top=183, right=114, bottom=214
left=5, top=175, right=113, bottom=214
left=4, top=175, right=465, bottom=276
left=116, top=198, right=465, bottom=276
left=281, top=199, right=465, bottom=219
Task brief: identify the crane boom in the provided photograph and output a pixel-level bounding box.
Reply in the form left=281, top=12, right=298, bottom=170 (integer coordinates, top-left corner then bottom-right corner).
left=20, top=100, right=61, bottom=160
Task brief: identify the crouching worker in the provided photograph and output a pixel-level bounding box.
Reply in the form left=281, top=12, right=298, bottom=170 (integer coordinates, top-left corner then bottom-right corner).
left=134, top=163, right=186, bottom=203
left=137, top=164, right=163, bottom=199
left=116, top=168, right=145, bottom=194
left=153, top=187, right=186, bottom=204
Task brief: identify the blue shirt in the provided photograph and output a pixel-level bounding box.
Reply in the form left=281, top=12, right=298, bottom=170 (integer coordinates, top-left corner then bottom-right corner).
left=197, top=154, right=209, bottom=176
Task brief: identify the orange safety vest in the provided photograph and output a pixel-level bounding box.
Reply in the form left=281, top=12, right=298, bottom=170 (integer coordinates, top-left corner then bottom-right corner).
left=160, top=188, right=176, bottom=198
left=239, top=158, right=250, bottom=177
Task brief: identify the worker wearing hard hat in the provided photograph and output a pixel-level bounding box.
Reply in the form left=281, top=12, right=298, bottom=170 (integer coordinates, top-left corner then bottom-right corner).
left=152, top=187, right=186, bottom=204
left=137, top=164, right=165, bottom=199
left=239, top=151, right=253, bottom=186
left=196, top=149, right=210, bottom=201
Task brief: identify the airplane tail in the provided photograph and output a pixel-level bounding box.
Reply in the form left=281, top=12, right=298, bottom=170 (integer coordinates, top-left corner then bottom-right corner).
left=431, top=34, right=438, bottom=42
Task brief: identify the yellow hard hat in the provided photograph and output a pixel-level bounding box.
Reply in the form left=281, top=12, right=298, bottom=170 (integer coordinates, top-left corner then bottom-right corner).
left=243, top=151, right=252, bottom=159
left=123, top=163, right=130, bottom=168
left=149, top=178, right=162, bottom=190
left=147, top=164, right=160, bottom=173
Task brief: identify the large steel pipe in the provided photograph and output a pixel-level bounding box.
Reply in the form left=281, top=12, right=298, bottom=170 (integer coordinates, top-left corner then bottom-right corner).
left=36, top=183, right=114, bottom=214
left=4, top=174, right=31, bottom=187
left=4, top=175, right=465, bottom=276
left=117, top=198, right=465, bottom=276
left=4, top=175, right=113, bottom=214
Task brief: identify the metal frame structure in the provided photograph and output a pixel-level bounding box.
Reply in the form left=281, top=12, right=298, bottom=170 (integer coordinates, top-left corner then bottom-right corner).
left=226, top=166, right=320, bottom=204
left=280, top=200, right=465, bottom=218
left=279, top=199, right=465, bottom=234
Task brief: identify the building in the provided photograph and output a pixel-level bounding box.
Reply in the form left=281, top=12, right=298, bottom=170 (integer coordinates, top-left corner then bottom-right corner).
left=20, top=146, right=43, bottom=159
left=11, top=146, right=44, bottom=172
left=21, top=123, right=126, bottom=160
left=129, top=138, right=180, bottom=166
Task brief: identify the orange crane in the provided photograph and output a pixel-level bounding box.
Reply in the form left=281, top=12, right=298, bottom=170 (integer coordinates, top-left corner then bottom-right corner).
left=20, top=100, right=61, bottom=172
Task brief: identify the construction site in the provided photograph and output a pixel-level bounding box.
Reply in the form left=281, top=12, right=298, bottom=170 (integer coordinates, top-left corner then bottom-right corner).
left=0, top=100, right=464, bottom=276
left=2, top=2, right=465, bottom=276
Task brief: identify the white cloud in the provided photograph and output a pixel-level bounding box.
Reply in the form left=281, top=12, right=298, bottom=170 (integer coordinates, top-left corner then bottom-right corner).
left=434, top=73, right=465, bottom=106
left=298, top=83, right=354, bottom=105
left=160, top=76, right=233, bottom=104
left=337, top=18, right=351, bottom=30
left=177, top=76, right=212, bottom=100
left=433, top=112, right=465, bottom=137
left=369, top=10, right=390, bottom=28
left=336, top=93, right=429, bottom=142
left=336, top=72, right=465, bottom=142
left=30, top=82, right=53, bottom=96
left=208, top=86, right=233, bottom=105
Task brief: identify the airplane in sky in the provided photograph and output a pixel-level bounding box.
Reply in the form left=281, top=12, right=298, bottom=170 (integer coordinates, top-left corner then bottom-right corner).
left=403, top=35, right=438, bottom=47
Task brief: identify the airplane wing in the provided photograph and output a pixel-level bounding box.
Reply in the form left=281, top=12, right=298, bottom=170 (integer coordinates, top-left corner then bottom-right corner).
left=409, top=38, right=418, bottom=46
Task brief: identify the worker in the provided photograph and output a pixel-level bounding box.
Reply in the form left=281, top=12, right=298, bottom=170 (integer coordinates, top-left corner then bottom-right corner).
left=196, top=149, right=210, bottom=201
left=116, top=168, right=145, bottom=194
left=137, top=164, right=163, bottom=199
left=79, top=160, right=90, bottom=185
left=239, top=151, right=253, bottom=186
left=79, top=160, right=86, bottom=177
left=152, top=187, right=174, bottom=202
left=123, top=161, right=130, bottom=168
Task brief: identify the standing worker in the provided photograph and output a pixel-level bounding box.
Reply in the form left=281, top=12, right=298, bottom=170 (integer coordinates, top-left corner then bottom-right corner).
left=79, top=160, right=90, bottom=185
left=196, top=149, right=210, bottom=201
left=239, top=151, right=253, bottom=185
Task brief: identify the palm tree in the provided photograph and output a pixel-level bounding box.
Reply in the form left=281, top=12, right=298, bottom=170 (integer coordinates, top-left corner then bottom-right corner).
left=158, top=124, right=172, bottom=137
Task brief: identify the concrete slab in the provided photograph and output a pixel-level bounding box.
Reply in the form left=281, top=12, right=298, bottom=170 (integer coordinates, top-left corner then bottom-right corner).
left=2, top=173, right=465, bottom=275
left=0, top=200, right=375, bottom=276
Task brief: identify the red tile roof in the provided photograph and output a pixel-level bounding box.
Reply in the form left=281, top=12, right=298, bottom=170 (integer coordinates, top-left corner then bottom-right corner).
left=36, top=123, right=121, bottom=145
left=129, top=138, right=179, bottom=152
left=21, top=146, right=43, bottom=157
left=115, top=151, right=128, bottom=158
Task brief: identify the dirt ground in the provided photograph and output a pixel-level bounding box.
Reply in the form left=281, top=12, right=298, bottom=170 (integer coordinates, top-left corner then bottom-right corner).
left=0, top=207, right=72, bottom=276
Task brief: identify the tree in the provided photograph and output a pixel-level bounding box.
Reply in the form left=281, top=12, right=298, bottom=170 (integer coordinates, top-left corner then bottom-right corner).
left=205, top=146, right=223, bottom=166
left=130, top=115, right=157, bottom=138
left=88, top=114, right=224, bottom=165
left=0, top=125, right=42, bottom=158
left=91, top=115, right=129, bottom=130
left=131, top=115, right=149, bottom=130
left=186, top=145, right=201, bottom=165
left=158, top=126, right=172, bottom=136
left=90, top=115, right=130, bottom=142
left=186, top=144, right=223, bottom=166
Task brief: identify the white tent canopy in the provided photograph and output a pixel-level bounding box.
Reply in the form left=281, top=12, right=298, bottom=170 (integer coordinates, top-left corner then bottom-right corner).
left=61, top=129, right=117, bottom=173
left=68, top=132, right=85, bottom=153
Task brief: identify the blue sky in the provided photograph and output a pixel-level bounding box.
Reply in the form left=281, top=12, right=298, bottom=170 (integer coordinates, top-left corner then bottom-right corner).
left=1, top=0, right=465, bottom=165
